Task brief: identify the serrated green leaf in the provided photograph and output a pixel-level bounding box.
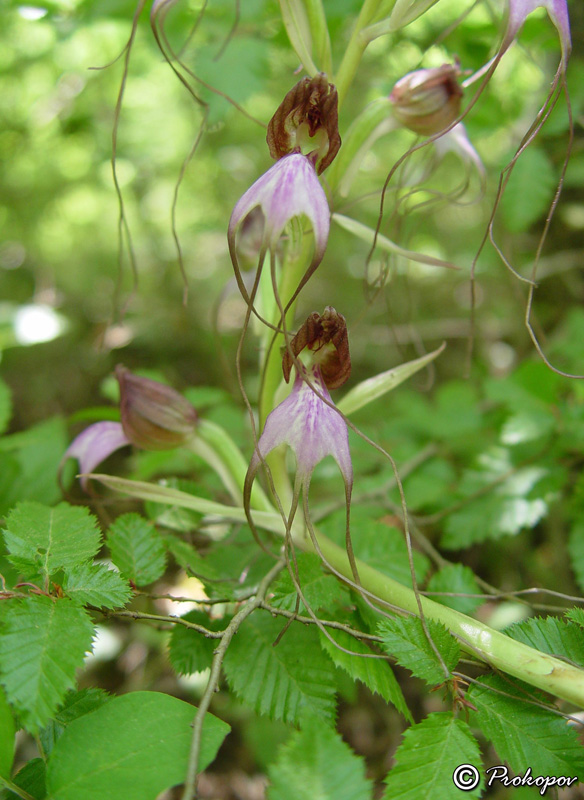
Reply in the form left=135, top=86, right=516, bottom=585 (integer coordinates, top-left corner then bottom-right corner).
left=426, top=564, right=483, bottom=614
left=62, top=563, right=132, bottom=609
left=46, top=692, right=230, bottom=800
left=0, top=596, right=94, bottom=732
left=468, top=675, right=584, bottom=778
left=3, top=502, right=101, bottom=580
left=168, top=611, right=225, bottom=675
left=568, top=522, right=584, bottom=592
left=267, top=713, right=372, bottom=800
left=319, top=627, right=412, bottom=722
left=505, top=616, right=584, bottom=668
left=383, top=713, right=483, bottom=799
left=0, top=380, right=12, bottom=437
left=2, top=758, right=46, bottom=800
left=223, top=615, right=337, bottom=724
left=501, top=146, right=558, bottom=233
left=566, top=607, right=584, bottom=629
left=378, top=616, right=460, bottom=686
left=0, top=687, right=15, bottom=778
left=271, top=553, right=348, bottom=613
left=106, top=513, right=166, bottom=586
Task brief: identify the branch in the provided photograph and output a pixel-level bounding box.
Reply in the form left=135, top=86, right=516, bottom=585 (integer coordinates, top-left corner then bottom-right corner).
left=180, top=559, right=285, bottom=800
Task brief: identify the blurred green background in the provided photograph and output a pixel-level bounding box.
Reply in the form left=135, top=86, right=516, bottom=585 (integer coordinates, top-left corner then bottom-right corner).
left=2, top=0, right=583, bottom=428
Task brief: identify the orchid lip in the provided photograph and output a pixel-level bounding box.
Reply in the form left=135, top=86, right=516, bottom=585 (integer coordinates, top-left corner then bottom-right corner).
left=249, top=365, right=352, bottom=489
left=60, top=421, right=130, bottom=491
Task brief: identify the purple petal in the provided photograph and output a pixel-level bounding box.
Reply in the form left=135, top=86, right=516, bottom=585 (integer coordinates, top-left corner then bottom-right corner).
left=61, top=422, right=130, bottom=491
left=505, top=0, right=570, bottom=62
left=228, top=154, right=330, bottom=269
left=251, top=368, right=352, bottom=487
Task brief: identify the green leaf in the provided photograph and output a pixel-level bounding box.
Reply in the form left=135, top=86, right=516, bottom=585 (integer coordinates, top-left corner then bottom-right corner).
left=168, top=611, right=225, bottom=675
left=468, top=675, right=584, bottom=778
left=319, top=627, right=412, bottom=722
left=319, top=511, right=429, bottom=588
left=145, top=478, right=210, bottom=532
left=223, top=615, right=337, bottom=724
left=500, top=146, right=558, bottom=232
left=267, top=714, right=372, bottom=800
left=441, top=448, right=551, bottom=549
left=0, top=454, right=21, bottom=518
left=2, top=758, right=46, bottom=799
left=0, top=687, right=15, bottom=779
left=426, top=564, right=483, bottom=614
left=505, top=616, right=584, bottom=668
left=337, top=344, right=446, bottom=416
left=568, top=522, right=584, bottom=592
left=0, top=596, right=94, bottom=732
left=62, top=563, right=132, bottom=609
left=383, top=713, right=483, bottom=799
left=46, top=692, right=230, bottom=800
left=39, top=688, right=111, bottom=756
left=271, top=553, right=348, bottom=613
left=3, top=502, right=101, bottom=580
left=106, top=513, right=166, bottom=586
left=0, top=379, right=11, bottom=437
left=566, top=607, right=584, bottom=629
left=0, top=417, right=68, bottom=507
left=160, top=533, right=219, bottom=581
left=378, top=617, right=460, bottom=686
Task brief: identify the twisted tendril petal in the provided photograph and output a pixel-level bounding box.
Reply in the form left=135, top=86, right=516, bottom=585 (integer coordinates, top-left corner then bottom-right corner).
left=60, top=421, right=131, bottom=491
left=248, top=365, right=352, bottom=490
left=228, top=153, right=330, bottom=274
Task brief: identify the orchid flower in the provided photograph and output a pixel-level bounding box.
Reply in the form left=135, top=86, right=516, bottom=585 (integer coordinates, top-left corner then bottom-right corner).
left=61, top=366, right=197, bottom=490
left=244, top=307, right=352, bottom=531
left=228, top=76, right=341, bottom=313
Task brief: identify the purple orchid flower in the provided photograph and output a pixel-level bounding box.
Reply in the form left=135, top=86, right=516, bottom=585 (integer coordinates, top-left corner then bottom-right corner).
left=228, top=153, right=330, bottom=308
left=228, top=153, right=329, bottom=263
left=244, top=308, right=353, bottom=530
left=247, top=364, right=352, bottom=497
left=503, top=0, right=570, bottom=65
left=61, top=366, right=197, bottom=491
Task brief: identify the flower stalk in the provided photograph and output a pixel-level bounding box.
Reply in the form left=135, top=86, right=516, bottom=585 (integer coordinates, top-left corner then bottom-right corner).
left=93, top=472, right=584, bottom=709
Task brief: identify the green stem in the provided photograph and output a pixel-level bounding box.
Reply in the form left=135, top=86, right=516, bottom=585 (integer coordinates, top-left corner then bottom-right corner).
left=190, top=420, right=273, bottom=513
left=333, top=0, right=385, bottom=108
left=0, top=776, right=36, bottom=800
left=258, top=232, right=314, bottom=511
left=293, top=526, right=584, bottom=709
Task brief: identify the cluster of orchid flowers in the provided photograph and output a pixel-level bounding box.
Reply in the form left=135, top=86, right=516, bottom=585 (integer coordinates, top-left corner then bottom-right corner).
left=63, top=0, right=572, bottom=548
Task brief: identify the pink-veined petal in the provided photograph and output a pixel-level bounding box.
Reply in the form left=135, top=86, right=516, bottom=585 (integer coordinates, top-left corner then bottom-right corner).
left=251, top=367, right=352, bottom=488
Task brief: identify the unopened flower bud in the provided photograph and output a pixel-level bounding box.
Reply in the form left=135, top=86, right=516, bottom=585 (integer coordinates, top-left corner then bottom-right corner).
left=282, top=306, right=351, bottom=390
left=267, top=74, right=341, bottom=174
left=116, top=365, right=197, bottom=451
left=390, top=63, right=463, bottom=136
